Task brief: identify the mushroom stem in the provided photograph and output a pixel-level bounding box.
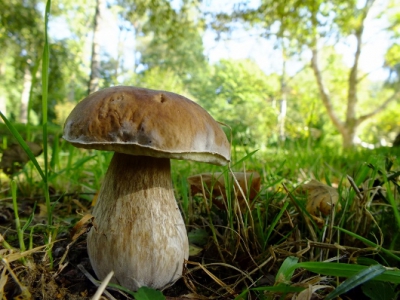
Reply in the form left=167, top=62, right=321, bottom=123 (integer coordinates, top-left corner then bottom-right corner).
left=87, top=152, right=188, bottom=290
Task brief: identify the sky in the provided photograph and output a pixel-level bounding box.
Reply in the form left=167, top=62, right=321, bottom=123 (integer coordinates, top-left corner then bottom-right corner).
left=49, top=0, right=394, bottom=82
left=200, top=0, right=392, bottom=81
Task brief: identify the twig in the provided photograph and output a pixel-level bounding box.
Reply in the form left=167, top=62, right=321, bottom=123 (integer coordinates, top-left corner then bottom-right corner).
left=77, top=264, right=117, bottom=300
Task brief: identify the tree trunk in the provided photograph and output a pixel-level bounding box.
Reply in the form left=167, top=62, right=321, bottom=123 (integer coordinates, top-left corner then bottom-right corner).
left=0, top=95, right=6, bottom=121
left=88, top=0, right=104, bottom=94
left=19, top=64, right=32, bottom=124
left=342, top=127, right=357, bottom=149
left=278, top=98, right=287, bottom=141
left=278, top=46, right=287, bottom=142
left=0, top=61, right=5, bottom=120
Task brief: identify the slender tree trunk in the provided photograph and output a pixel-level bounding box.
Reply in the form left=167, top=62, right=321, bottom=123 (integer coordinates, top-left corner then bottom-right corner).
left=0, top=95, right=6, bottom=120
left=278, top=98, right=287, bottom=141
left=88, top=0, right=104, bottom=94
left=0, top=60, right=5, bottom=119
left=19, top=64, right=32, bottom=124
left=278, top=45, right=287, bottom=142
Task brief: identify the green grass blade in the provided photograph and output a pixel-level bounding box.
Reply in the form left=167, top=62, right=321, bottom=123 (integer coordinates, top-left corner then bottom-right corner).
left=41, top=0, right=52, bottom=227
left=288, top=261, right=400, bottom=283
left=325, top=264, right=386, bottom=300
left=22, top=202, right=37, bottom=232
left=361, top=281, right=396, bottom=300
left=104, top=282, right=136, bottom=297
left=335, top=227, right=400, bottom=262
left=264, top=201, right=289, bottom=249
left=0, top=112, right=45, bottom=180
left=252, top=285, right=305, bottom=293
left=230, top=149, right=259, bottom=169
left=275, top=256, right=299, bottom=284
left=234, top=289, right=249, bottom=300
left=133, top=286, right=165, bottom=300
left=48, top=155, right=95, bottom=180
left=383, top=175, right=400, bottom=229
left=11, top=180, right=26, bottom=253
left=42, top=0, right=50, bottom=178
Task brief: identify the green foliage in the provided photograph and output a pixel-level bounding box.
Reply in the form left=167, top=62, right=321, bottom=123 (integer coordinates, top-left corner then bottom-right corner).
left=385, top=44, right=400, bottom=69
left=140, top=3, right=206, bottom=80
left=385, top=43, right=400, bottom=87
left=0, top=0, right=44, bottom=121
left=324, top=264, right=386, bottom=300
left=289, top=261, right=400, bottom=284
left=133, top=286, right=165, bottom=300
left=202, top=59, right=279, bottom=148
left=137, top=67, right=191, bottom=97
left=275, top=256, right=299, bottom=285
left=361, top=281, right=397, bottom=300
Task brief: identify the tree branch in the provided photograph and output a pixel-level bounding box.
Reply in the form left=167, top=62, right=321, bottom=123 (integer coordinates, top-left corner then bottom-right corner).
left=358, top=88, right=400, bottom=123
left=346, top=0, right=375, bottom=124
left=311, top=47, right=345, bottom=134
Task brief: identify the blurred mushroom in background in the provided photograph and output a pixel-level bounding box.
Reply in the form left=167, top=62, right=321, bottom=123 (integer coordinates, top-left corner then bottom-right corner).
left=0, top=142, right=42, bottom=175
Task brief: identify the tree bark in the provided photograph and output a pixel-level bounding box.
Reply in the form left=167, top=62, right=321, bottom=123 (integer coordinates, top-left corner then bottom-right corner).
left=345, top=24, right=363, bottom=132
left=88, top=0, right=104, bottom=94
left=310, top=47, right=346, bottom=137
left=342, top=126, right=357, bottom=149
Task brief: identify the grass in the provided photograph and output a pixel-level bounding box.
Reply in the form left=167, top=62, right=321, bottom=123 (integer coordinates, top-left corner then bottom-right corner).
left=1, top=0, right=400, bottom=298
left=1, top=123, right=400, bottom=299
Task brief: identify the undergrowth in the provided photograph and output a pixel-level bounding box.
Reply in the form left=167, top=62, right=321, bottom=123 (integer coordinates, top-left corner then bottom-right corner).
left=1, top=123, right=400, bottom=299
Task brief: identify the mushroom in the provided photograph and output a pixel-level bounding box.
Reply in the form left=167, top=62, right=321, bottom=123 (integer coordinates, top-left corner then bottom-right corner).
left=62, top=86, right=230, bottom=291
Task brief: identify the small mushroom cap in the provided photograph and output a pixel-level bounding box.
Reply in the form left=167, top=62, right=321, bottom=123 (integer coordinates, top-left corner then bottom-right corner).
left=63, top=86, right=230, bottom=165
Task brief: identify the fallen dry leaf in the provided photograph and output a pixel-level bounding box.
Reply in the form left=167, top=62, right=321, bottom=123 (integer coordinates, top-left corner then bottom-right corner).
left=299, top=179, right=340, bottom=226
left=295, top=284, right=332, bottom=300
left=70, top=214, right=94, bottom=241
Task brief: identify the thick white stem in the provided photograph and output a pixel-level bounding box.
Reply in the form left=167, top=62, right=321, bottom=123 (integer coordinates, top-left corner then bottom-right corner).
left=87, top=153, right=188, bottom=290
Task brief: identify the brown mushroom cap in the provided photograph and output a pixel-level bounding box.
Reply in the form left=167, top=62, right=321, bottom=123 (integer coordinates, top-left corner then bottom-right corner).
left=63, top=86, right=230, bottom=165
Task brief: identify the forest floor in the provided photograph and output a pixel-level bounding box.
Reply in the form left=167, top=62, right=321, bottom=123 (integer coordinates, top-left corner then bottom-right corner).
left=1, top=142, right=400, bottom=299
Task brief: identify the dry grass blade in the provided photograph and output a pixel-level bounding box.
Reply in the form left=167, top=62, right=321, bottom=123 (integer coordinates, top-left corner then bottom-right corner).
left=4, top=244, right=47, bottom=263
left=296, top=284, right=333, bottom=300
left=53, top=214, right=94, bottom=276
left=1, top=258, right=31, bottom=299
left=232, top=255, right=274, bottom=289
left=346, top=175, right=385, bottom=251
left=282, top=183, right=318, bottom=242
left=0, top=267, right=8, bottom=299
left=70, top=213, right=94, bottom=240
left=91, top=270, right=115, bottom=300
left=77, top=264, right=118, bottom=300
left=186, top=260, right=237, bottom=296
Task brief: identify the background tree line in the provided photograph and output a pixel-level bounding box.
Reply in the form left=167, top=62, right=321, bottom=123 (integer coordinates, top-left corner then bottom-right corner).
left=0, top=0, right=399, bottom=150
